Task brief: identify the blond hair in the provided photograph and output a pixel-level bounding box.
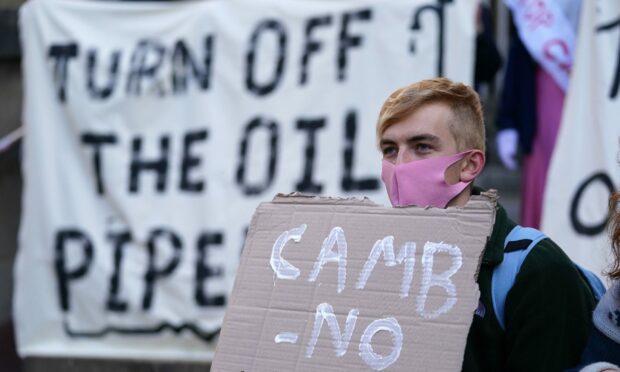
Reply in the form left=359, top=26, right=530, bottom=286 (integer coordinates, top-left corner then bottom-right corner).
left=377, top=78, right=485, bottom=152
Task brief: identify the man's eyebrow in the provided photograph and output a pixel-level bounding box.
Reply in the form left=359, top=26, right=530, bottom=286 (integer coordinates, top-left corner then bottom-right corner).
left=379, top=138, right=395, bottom=146
left=407, top=134, right=439, bottom=143
left=379, top=134, right=439, bottom=147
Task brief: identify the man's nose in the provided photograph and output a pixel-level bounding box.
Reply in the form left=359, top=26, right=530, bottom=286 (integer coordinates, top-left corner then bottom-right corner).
left=395, top=149, right=414, bottom=165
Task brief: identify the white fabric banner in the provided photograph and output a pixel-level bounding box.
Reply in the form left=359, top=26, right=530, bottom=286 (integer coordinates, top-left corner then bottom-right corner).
left=15, top=0, right=476, bottom=361
left=542, top=0, right=620, bottom=280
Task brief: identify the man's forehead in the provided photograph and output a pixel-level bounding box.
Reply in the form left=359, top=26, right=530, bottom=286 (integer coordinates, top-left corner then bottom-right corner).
left=381, top=105, right=454, bottom=139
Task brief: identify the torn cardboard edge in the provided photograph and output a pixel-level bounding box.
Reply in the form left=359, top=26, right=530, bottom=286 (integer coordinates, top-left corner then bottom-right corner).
left=273, top=189, right=499, bottom=209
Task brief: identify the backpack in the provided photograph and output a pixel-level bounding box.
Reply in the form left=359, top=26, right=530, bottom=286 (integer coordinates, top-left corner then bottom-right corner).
left=491, top=225, right=607, bottom=330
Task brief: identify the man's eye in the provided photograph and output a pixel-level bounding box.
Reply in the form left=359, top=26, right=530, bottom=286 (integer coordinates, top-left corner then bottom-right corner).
left=382, top=147, right=396, bottom=157
left=415, top=143, right=432, bottom=152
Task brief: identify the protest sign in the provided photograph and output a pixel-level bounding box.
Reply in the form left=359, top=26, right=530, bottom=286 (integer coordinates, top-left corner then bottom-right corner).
left=15, top=0, right=476, bottom=360
left=212, top=192, right=496, bottom=371
left=542, top=0, right=620, bottom=279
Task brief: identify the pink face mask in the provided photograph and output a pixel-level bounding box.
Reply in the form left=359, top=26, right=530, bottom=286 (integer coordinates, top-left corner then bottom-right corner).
left=381, top=151, right=473, bottom=208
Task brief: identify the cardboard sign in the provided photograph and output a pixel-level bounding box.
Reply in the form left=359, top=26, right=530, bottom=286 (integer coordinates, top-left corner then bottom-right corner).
left=541, top=0, right=620, bottom=279
left=213, top=193, right=496, bottom=371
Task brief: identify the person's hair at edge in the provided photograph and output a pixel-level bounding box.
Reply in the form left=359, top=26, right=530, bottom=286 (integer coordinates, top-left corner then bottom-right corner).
left=377, top=77, right=486, bottom=153
left=608, top=191, right=620, bottom=279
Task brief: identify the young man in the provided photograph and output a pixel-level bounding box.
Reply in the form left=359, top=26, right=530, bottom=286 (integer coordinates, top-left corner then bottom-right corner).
left=377, top=77, right=596, bottom=371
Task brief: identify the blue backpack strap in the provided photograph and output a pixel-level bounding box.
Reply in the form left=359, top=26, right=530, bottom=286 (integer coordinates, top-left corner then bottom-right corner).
left=575, top=264, right=607, bottom=301
left=491, top=226, right=547, bottom=331
left=492, top=226, right=608, bottom=331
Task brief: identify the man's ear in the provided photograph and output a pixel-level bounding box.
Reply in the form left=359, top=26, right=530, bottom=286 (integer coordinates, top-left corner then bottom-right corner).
left=460, top=150, right=485, bottom=182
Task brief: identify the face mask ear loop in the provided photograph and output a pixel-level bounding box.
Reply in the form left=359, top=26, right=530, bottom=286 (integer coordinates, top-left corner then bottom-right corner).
left=443, top=150, right=473, bottom=186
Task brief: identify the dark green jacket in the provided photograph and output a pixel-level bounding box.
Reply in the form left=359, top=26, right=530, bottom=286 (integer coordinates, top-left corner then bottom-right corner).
left=461, top=202, right=597, bottom=371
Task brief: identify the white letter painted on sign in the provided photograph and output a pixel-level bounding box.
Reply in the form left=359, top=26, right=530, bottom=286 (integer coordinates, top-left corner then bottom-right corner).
left=275, top=332, right=299, bottom=344
left=416, top=242, right=462, bottom=319
left=305, top=303, right=359, bottom=358
left=270, top=224, right=306, bottom=280
left=359, top=317, right=403, bottom=371
left=308, top=227, right=347, bottom=293
left=355, top=236, right=416, bottom=298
